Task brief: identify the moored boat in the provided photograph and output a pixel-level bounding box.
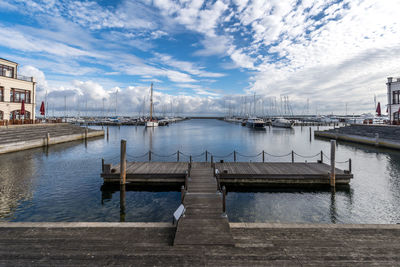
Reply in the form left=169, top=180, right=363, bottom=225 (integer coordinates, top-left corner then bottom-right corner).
left=271, top=118, right=294, bottom=128
left=246, top=117, right=265, bottom=128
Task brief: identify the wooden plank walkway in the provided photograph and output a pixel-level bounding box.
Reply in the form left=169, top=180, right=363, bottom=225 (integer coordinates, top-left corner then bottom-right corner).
left=0, top=222, right=399, bottom=266
left=173, top=162, right=234, bottom=246
left=102, top=162, right=353, bottom=186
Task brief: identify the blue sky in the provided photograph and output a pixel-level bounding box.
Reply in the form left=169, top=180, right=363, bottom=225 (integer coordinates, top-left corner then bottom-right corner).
left=0, top=0, right=399, bottom=116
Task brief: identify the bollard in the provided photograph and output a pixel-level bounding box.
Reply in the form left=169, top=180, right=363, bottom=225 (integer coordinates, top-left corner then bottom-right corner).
left=349, top=158, right=352, bottom=173
left=330, top=140, right=336, bottom=187
left=320, top=150, right=323, bottom=163
left=177, top=150, right=180, bottom=162
left=205, top=150, right=208, bottom=162
left=234, top=150, right=236, bottom=162
left=148, top=150, right=152, bottom=161
left=102, top=158, right=105, bottom=173
left=291, top=150, right=294, bottom=163
left=120, top=140, right=126, bottom=185
left=222, top=186, right=226, bottom=213
left=46, top=132, right=50, bottom=147
left=262, top=150, right=265, bottom=163
left=181, top=185, right=185, bottom=204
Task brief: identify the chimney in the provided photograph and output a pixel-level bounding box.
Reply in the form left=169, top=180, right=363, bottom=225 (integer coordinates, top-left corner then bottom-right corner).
left=388, top=77, right=393, bottom=83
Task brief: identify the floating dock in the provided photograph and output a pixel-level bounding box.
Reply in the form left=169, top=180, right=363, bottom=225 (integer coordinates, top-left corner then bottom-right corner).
left=0, top=222, right=399, bottom=265
left=0, top=123, right=104, bottom=154
left=101, top=161, right=353, bottom=186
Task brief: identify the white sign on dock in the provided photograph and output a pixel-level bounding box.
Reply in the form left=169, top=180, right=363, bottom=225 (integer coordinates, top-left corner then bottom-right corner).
left=173, top=204, right=185, bottom=224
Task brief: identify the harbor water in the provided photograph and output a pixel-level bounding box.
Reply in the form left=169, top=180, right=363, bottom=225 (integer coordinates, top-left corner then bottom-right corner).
left=0, top=119, right=399, bottom=223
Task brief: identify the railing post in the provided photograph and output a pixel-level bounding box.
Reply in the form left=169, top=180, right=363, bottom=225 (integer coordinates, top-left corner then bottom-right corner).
left=320, top=150, right=323, bottom=163
left=262, top=150, right=265, bottom=162
left=85, top=127, right=88, bottom=140
left=205, top=150, right=208, bottom=162
left=222, top=186, right=226, bottom=213
left=349, top=158, right=352, bottom=173
left=120, top=139, right=126, bottom=185
left=189, top=155, right=192, bottom=164
left=106, top=126, right=109, bottom=140
left=291, top=150, right=294, bottom=163
left=148, top=150, right=151, bottom=161
left=101, top=158, right=105, bottom=173
left=181, top=185, right=185, bottom=204
left=185, top=171, right=188, bottom=190
left=188, top=162, right=191, bottom=177
left=309, top=127, right=312, bottom=141
left=211, top=155, right=214, bottom=165
left=330, top=140, right=336, bottom=187
left=233, top=150, right=236, bottom=162
left=177, top=150, right=180, bottom=162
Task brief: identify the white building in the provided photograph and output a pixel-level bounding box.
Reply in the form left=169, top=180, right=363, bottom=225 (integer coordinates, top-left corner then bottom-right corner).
left=0, top=58, right=36, bottom=124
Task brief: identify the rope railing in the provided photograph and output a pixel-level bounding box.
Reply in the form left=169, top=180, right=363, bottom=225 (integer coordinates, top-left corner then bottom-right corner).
left=236, top=151, right=263, bottom=158
left=293, top=152, right=321, bottom=158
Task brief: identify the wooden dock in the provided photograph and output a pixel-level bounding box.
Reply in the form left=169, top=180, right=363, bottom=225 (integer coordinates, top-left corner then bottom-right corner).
left=0, top=222, right=399, bottom=265
left=0, top=123, right=104, bottom=154
left=174, top=162, right=234, bottom=246
left=101, top=161, right=353, bottom=186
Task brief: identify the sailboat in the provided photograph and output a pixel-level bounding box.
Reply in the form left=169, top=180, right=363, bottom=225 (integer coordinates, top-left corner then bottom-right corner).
left=146, top=83, right=159, bottom=127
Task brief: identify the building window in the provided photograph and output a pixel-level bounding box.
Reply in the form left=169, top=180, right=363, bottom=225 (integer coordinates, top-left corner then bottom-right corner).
left=10, top=88, right=31, bottom=103
left=10, top=110, right=30, bottom=120
left=0, top=64, right=14, bottom=78
left=394, top=112, right=400, bottom=121
left=0, top=87, right=3, bottom=102
left=393, top=90, right=400, bottom=104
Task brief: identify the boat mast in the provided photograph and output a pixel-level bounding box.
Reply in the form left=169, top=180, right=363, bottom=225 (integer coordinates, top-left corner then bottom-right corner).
left=150, top=83, right=153, bottom=121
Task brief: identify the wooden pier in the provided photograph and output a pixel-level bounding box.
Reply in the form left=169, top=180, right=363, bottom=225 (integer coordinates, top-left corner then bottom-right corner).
left=174, top=162, right=234, bottom=246
left=0, top=123, right=104, bottom=154
left=1, top=222, right=399, bottom=265
left=101, top=161, right=353, bottom=186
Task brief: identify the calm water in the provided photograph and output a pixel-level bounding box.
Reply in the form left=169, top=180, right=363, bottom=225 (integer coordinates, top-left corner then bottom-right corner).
left=1, top=119, right=400, bottom=223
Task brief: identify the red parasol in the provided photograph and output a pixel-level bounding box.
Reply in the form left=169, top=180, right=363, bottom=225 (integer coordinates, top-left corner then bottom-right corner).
left=376, top=102, right=381, bottom=116
left=40, top=101, right=45, bottom=115
left=20, top=100, right=25, bottom=116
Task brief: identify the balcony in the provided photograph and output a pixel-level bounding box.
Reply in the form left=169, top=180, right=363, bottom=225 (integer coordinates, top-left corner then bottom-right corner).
left=0, top=73, right=34, bottom=82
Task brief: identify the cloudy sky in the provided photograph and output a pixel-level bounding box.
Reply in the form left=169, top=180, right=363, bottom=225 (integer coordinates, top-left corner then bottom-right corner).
left=0, top=0, right=399, bottom=116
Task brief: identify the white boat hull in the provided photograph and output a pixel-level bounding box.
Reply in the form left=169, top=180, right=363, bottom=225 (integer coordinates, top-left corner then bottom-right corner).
left=146, top=121, right=159, bottom=127
left=272, top=120, right=294, bottom=128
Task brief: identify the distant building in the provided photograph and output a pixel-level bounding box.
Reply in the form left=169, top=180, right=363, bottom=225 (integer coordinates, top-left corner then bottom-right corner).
left=0, top=58, right=36, bottom=123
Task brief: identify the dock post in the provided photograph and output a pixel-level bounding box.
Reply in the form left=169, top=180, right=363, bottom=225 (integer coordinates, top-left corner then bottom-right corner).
left=211, top=155, right=214, bottom=166
left=349, top=158, right=352, bottom=173
left=185, top=171, right=188, bottom=190
left=205, top=150, right=208, bottom=162
left=375, top=133, right=379, bottom=146
left=222, top=186, right=226, bottom=213
left=85, top=127, right=88, bottom=140
left=149, top=150, right=151, bottom=161
left=120, top=184, right=126, bottom=222
left=120, top=140, right=126, bottom=185
left=101, top=158, right=104, bottom=173
left=262, top=150, right=265, bottom=162
left=330, top=140, right=336, bottom=187
left=106, top=126, right=109, bottom=140
left=309, top=127, right=312, bottom=141
left=189, top=155, right=192, bottom=164
left=181, top=185, right=185, bottom=204
left=46, top=132, right=50, bottom=147
left=320, top=150, right=323, bottom=163
left=234, top=150, right=236, bottom=162
left=177, top=150, right=180, bottom=162
left=291, top=150, right=294, bottom=163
